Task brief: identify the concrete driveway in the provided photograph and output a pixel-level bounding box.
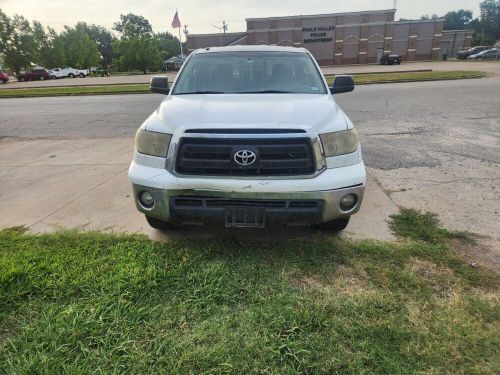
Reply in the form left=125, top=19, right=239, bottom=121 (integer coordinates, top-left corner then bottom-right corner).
left=0, top=137, right=397, bottom=241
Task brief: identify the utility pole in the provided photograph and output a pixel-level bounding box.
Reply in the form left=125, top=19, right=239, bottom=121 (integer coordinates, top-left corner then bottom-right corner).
left=393, top=0, right=397, bottom=10
left=222, top=21, right=228, bottom=33
left=212, top=24, right=223, bottom=46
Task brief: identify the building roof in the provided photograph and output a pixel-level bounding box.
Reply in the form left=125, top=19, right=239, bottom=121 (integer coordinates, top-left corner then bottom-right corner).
left=191, top=45, right=308, bottom=55
left=246, top=9, right=395, bottom=21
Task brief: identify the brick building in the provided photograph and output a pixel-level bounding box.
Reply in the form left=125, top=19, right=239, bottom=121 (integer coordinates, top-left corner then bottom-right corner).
left=187, top=9, right=473, bottom=65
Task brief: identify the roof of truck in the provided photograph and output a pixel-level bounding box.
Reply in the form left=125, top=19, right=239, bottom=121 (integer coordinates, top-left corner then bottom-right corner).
left=193, top=45, right=308, bottom=54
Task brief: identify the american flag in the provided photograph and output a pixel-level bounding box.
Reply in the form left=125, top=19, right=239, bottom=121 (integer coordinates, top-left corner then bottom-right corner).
left=171, top=11, right=181, bottom=28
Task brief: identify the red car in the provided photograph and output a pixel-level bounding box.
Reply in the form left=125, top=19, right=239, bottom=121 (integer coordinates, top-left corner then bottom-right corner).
left=17, top=68, right=50, bottom=82
left=0, top=71, right=9, bottom=84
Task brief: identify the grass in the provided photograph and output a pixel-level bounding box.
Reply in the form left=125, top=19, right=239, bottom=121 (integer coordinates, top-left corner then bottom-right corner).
left=0, top=84, right=151, bottom=98
left=0, top=70, right=486, bottom=98
left=0, top=212, right=498, bottom=374
left=326, top=70, right=486, bottom=85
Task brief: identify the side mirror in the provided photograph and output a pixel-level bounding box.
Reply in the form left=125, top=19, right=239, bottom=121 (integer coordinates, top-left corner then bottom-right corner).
left=150, top=76, right=170, bottom=95
left=330, top=75, right=355, bottom=95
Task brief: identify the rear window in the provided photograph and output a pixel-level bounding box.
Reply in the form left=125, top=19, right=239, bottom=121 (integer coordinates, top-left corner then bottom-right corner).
left=172, top=51, right=327, bottom=95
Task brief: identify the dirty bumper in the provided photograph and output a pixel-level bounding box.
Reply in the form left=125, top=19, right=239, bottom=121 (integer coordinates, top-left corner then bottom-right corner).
left=129, top=160, right=366, bottom=226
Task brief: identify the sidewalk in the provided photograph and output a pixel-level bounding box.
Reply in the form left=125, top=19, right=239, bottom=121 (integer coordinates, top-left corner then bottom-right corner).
left=0, top=138, right=398, bottom=241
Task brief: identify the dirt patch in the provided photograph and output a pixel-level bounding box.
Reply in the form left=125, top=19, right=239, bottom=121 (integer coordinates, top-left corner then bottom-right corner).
left=450, top=236, right=500, bottom=273
left=292, top=264, right=372, bottom=300
left=408, top=258, right=459, bottom=297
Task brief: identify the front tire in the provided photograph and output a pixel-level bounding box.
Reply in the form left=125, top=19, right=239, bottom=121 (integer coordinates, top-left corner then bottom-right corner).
left=315, top=217, right=350, bottom=232
left=145, top=216, right=179, bottom=230
left=79, top=73, right=84, bottom=78
left=39, top=76, right=45, bottom=80
left=69, top=73, right=75, bottom=78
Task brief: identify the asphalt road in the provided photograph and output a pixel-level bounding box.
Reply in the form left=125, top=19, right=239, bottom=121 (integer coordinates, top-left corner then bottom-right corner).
left=1, top=77, right=499, bottom=171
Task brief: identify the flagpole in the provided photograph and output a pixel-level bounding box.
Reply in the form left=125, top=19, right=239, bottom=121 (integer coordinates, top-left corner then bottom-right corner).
left=178, top=26, right=183, bottom=58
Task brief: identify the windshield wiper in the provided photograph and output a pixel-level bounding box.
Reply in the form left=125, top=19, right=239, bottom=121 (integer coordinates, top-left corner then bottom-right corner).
left=240, top=90, right=292, bottom=94
left=175, top=90, right=225, bottom=95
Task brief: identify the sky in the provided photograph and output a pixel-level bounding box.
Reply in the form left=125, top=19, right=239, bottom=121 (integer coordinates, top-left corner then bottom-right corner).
left=0, top=0, right=481, bottom=35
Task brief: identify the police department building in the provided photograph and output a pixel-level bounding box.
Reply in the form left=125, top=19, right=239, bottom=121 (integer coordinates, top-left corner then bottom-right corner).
left=186, top=9, right=472, bottom=65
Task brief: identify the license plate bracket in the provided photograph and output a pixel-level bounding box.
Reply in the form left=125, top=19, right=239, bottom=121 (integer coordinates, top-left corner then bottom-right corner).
left=225, top=208, right=265, bottom=228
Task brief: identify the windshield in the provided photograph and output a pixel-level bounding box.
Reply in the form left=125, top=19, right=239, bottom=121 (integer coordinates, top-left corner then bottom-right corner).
left=172, top=51, right=327, bottom=95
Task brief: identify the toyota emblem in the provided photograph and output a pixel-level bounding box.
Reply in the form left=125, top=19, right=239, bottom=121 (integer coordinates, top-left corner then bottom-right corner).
left=234, top=150, right=257, bottom=166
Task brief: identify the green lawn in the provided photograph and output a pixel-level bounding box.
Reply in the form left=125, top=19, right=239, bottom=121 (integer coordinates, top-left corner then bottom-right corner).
left=0, top=84, right=151, bottom=98
left=326, top=70, right=486, bottom=85
left=0, top=70, right=486, bottom=98
left=1, top=210, right=498, bottom=374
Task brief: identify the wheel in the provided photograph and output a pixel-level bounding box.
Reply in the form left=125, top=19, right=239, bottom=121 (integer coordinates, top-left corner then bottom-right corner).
left=51, top=75, right=56, bottom=79
left=397, top=61, right=401, bottom=65
left=145, top=216, right=179, bottom=230
left=39, top=76, right=45, bottom=80
left=19, top=77, right=25, bottom=82
left=315, top=217, right=350, bottom=232
left=69, top=73, right=75, bottom=78
left=79, top=73, right=84, bottom=78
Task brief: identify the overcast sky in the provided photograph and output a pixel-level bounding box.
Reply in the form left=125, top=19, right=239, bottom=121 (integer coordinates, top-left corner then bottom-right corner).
left=0, top=0, right=480, bottom=35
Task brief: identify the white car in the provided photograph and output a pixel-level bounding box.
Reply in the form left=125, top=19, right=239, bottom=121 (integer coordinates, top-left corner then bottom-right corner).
left=76, top=69, right=90, bottom=77
left=48, top=67, right=85, bottom=79
left=128, top=46, right=366, bottom=231
left=468, top=48, right=500, bottom=60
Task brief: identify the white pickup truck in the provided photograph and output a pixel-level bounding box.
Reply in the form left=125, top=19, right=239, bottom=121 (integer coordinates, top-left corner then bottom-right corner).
left=128, top=46, right=365, bottom=231
left=49, top=67, right=89, bottom=79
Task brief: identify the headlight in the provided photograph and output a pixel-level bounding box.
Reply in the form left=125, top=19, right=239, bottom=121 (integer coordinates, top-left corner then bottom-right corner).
left=135, top=128, right=172, bottom=157
left=320, top=129, right=359, bottom=157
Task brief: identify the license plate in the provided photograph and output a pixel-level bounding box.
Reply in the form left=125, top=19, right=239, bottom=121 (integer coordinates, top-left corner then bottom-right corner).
left=224, top=208, right=265, bottom=228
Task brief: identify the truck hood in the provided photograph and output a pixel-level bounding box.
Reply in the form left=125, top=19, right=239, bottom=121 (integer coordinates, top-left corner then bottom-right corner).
left=145, top=94, right=350, bottom=135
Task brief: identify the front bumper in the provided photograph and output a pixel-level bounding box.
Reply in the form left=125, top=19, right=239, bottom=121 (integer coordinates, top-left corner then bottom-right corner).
left=129, top=159, right=366, bottom=226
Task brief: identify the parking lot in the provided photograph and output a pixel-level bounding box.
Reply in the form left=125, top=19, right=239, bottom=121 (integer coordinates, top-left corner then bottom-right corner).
left=1, top=73, right=499, bottom=266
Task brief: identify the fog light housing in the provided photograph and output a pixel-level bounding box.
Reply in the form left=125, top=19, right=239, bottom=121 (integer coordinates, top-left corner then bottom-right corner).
left=340, top=194, right=357, bottom=211
left=139, top=191, right=154, bottom=208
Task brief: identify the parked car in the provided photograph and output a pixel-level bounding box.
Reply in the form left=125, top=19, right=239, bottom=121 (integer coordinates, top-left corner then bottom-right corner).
left=129, top=46, right=365, bottom=232
left=76, top=68, right=89, bottom=77
left=48, top=68, right=65, bottom=79
left=49, top=67, right=83, bottom=78
left=17, top=69, right=50, bottom=81
left=380, top=54, right=402, bottom=65
left=457, top=46, right=491, bottom=59
left=468, top=48, right=500, bottom=61
left=0, top=71, right=9, bottom=84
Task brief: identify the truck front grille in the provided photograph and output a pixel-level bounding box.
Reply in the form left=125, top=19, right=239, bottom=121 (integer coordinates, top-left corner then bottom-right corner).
left=175, top=137, right=316, bottom=176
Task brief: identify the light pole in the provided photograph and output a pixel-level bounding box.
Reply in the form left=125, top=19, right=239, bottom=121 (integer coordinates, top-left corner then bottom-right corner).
left=212, top=25, right=223, bottom=46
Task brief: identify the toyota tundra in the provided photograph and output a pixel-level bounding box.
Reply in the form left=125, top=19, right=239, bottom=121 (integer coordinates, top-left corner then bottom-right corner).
left=128, top=46, right=366, bottom=231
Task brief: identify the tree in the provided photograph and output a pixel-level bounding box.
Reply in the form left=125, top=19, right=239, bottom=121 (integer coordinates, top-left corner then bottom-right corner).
left=479, top=0, right=500, bottom=42
left=156, top=32, right=182, bottom=61
left=442, top=9, right=474, bottom=30
left=1, top=13, right=37, bottom=73
left=60, top=26, right=100, bottom=68
left=113, top=13, right=152, bottom=37
left=113, top=35, right=161, bottom=73
left=31, top=21, right=65, bottom=68
left=75, top=22, right=115, bottom=67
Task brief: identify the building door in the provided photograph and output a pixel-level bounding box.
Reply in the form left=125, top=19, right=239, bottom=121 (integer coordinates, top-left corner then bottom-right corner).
left=377, top=48, right=384, bottom=63
left=442, top=42, right=449, bottom=59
